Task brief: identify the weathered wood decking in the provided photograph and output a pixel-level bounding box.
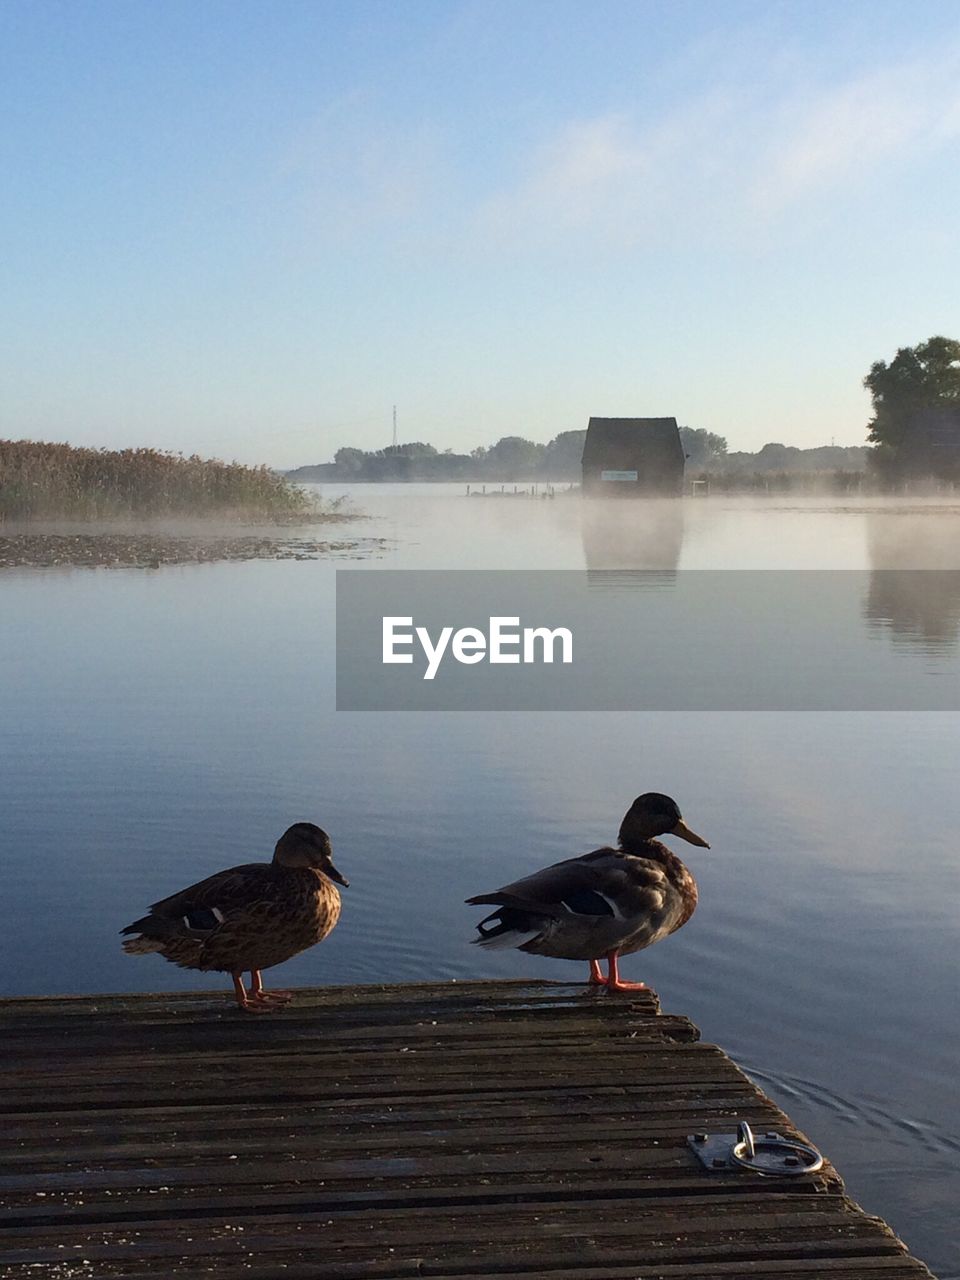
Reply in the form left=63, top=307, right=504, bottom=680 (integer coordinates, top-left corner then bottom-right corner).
left=0, top=981, right=935, bottom=1279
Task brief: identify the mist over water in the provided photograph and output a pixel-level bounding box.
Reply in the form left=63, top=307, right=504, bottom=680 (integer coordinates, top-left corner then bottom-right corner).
left=2, top=486, right=958, bottom=1275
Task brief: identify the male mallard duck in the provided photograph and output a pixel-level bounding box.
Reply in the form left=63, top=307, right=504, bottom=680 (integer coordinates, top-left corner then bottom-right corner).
left=467, top=793, right=709, bottom=992
left=121, top=822, right=348, bottom=1013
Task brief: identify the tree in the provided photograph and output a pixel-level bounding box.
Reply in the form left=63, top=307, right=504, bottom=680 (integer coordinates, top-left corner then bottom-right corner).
left=380, top=441, right=438, bottom=458
left=678, top=427, right=728, bottom=469
left=333, top=446, right=367, bottom=476
left=480, top=436, right=545, bottom=479
left=543, top=430, right=587, bottom=478
left=864, top=336, right=960, bottom=477
left=755, top=442, right=797, bottom=468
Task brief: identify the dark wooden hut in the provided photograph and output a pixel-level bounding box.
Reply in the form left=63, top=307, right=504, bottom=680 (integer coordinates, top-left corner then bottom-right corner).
left=581, top=417, right=685, bottom=495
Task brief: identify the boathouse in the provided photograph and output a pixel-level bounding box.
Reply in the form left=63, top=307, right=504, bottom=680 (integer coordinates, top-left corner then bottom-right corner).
left=581, top=417, right=685, bottom=495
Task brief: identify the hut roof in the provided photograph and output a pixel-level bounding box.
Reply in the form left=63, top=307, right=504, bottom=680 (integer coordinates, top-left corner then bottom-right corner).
left=581, top=418, right=683, bottom=466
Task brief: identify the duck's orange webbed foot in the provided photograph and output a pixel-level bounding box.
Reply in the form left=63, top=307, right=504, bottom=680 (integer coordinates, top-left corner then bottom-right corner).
left=232, top=973, right=288, bottom=1014
left=588, top=959, right=607, bottom=986
left=240, top=993, right=292, bottom=1010
left=249, top=971, right=295, bottom=1006
left=240, top=997, right=281, bottom=1013
left=603, top=952, right=647, bottom=994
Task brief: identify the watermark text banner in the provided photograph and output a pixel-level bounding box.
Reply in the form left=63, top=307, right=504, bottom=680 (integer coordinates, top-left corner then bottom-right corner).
left=336, top=570, right=960, bottom=710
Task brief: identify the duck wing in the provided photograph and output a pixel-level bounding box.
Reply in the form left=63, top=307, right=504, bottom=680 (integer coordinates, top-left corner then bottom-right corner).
left=122, top=863, right=276, bottom=938
left=467, top=847, right=668, bottom=920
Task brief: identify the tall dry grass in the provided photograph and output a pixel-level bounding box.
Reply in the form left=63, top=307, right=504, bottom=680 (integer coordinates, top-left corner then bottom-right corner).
left=0, top=439, right=311, bottom=521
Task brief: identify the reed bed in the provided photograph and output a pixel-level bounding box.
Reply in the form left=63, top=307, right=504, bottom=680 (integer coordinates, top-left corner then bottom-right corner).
left=0, top=439, right=313, bottom=521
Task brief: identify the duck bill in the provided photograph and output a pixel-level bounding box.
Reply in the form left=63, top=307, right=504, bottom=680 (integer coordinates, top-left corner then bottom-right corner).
left=326, top=864, right=350, bottom=887
left=671, top=819, right=710, bottom=848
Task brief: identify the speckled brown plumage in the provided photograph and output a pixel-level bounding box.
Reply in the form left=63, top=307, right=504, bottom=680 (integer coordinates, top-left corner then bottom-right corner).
left=121, top=822, right=348, bottom=1012
left=467, top=793, right=709, bottom=993
left=651, top=840, right=700, bottom=931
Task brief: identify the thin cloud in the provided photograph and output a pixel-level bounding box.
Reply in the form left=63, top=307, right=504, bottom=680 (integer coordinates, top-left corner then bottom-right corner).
left=473, top=41, right=960, bottom=250
left=276, top=93, right=447, bottom=238
left=482, top=114, right=650, bottom=231
left=752, top=48, right=960, bottom=214
left=272, top=39, right=960, bottom=256
left=475, top=94, right=738, bottom=249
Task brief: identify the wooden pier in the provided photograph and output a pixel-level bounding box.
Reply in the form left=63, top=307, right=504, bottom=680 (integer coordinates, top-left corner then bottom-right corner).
left=0, top=980, right=935, bottom=1279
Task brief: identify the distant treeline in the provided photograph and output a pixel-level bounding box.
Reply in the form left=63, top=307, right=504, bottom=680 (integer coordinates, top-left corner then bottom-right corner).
left=286, top=428, right=869, bottom=484
left=0, top=439, right=311, bottom=521
left=700, top=441, right=870, bottom=487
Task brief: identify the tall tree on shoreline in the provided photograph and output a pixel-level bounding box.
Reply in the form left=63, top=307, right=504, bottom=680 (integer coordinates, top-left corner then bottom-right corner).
left=679, top=426, right=727, bottom=468
left=864, top=336, right=960, bottom=478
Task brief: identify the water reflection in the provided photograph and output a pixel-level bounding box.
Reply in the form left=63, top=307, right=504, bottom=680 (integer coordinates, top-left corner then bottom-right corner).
left=579, top=496, right=684, bottom=589
left=2, top=492, right=960, bottom=1275
left=864, top=572, right=960, bottom=651
left=866, top=511, right=960, bottom=650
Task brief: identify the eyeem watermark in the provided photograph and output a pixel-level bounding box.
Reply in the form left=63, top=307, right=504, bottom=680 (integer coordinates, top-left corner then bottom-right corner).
left=337, top=569, right=960, bottom=710
left=383, top=616, right=573, bottom=680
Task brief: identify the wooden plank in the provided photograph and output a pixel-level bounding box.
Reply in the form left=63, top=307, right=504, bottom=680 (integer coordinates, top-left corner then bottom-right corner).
left=0, top=980, right=936, bottom=1280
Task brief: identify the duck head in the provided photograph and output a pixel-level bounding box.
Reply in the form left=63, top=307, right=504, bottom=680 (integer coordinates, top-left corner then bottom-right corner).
left=618, top=793, right=710, bottom=851
left=274, top=822, right=350, bottom=885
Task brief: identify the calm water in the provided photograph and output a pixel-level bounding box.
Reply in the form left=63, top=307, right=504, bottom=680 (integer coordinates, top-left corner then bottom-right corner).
left=2, top=487, right=959, bottom=1276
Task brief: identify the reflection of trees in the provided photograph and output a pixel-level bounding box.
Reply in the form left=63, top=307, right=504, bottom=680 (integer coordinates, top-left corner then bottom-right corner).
left=865, top=571, right=960, bottom=648
left=580, top=498, right=684, bottom=573
left=864, top=513, right=960, bottom=649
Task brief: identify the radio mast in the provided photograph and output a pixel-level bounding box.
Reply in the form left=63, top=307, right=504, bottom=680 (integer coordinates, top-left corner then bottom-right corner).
left=392, top=405, right=397, bottom=450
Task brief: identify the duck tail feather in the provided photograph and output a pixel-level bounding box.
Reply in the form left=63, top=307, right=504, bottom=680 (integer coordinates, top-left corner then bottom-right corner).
left=120, top=913, right=177, bottom=952
left=473, top=928, right=542, bottom=950
left=121, top=934, right=165, bottom=955
left=471, top=906, right=544, bottom=950
left=120, top=915, right=156, bottom=936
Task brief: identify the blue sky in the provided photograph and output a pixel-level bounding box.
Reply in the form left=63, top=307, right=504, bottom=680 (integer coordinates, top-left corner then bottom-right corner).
left=1, top=0, right=958, bottom=465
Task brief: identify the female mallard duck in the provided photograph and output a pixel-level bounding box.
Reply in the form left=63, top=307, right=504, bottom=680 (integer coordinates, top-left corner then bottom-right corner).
left=467, top=793, right=709, bottom=992
left=121, top=822, right=348, bottom=1013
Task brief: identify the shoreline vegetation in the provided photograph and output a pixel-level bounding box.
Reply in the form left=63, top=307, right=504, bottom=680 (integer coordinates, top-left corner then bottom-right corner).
left=288, top=331, right=960, bottom=490
left=0, top=531, right=385, bottom=570
left=286, top=429, right=878, bottom=492
left=0, top=438, right=381, bottom=570
left=0, top=439, right=318, bottom=523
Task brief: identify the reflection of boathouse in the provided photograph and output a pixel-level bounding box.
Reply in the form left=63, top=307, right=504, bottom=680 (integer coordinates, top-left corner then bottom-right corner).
left=581, top=417, right=685, bottom=496
left=580, top=497, right=684, bottom=573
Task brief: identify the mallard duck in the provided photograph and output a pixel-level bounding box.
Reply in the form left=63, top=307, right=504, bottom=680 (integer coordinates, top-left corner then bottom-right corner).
left=467, top=793, right=709, bottom=992
left=121, top=822, right=348, bottom=1013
